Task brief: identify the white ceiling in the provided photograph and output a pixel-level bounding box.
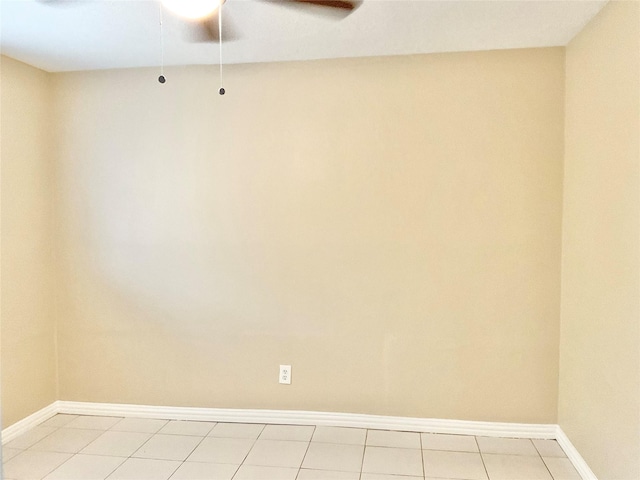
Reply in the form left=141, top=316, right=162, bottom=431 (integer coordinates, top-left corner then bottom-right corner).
left=1, top=0, right=607, bottom=72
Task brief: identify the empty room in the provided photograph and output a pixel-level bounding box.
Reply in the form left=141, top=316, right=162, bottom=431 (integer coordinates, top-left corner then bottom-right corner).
left=0, top=0, right=638, bottom=479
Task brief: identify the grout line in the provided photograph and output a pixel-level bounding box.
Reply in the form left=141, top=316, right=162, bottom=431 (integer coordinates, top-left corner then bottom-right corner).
left=183, top=431, right=209, bottom=462
left=419, top=430, right=426, bottom=479
left=358, top=429, right=369, bottom=480
left=228, top=424, right=266, bottom=479
left=99, top=454, right=127, bottom=480
left=534, top=439, right=561, bottom=477
left=352, top=444, right=423, bottom=451
left=540, top=454, right=558, bottom=480
left=163, top=461, right=182, bottom=480
left=12, top=424, right=62, bottom=451
left=294, top=425, right=315, bottom=480
left=228, top=463, right=242, bottom=480
left=164, top=433, right=209, bottom=479
left=127, top=434, right=151, bottom=462
left=475, top=436, right=491, bottom=480
left=30, top=450, right=73, bottom=480
left=105, top=417, right=126, bottom=430
left=533, top=439, right=542, bottom=454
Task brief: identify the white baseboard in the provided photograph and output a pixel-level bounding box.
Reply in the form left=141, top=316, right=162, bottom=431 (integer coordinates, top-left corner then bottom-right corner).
left=3, top=401, right=594, bottom=479
left=0, top=402, right=58, bottom=444
left=55, top=400, right=557, bottom=439
left=556, top=426, right=598, bottom=480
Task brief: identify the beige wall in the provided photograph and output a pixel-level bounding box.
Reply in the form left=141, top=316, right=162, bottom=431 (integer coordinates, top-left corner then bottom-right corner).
left=0, top=56, right=57, bottom=427
left=559, top=1, right=640, bottom=479
left=52, top=48, right=564, bottom=423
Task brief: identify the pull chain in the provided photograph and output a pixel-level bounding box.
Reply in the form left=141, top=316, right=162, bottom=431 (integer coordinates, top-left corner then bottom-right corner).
left=158, top=2, right=166, bottom=83
left=218, top=2, right=225, bottom=95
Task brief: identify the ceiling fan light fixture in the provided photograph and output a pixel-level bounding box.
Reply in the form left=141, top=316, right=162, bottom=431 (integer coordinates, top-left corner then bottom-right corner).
left=161, top=0, right=222, bottom=20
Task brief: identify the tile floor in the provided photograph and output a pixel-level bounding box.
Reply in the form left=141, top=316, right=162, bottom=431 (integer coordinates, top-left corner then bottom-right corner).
left=1, top=414, right=582, bottom=480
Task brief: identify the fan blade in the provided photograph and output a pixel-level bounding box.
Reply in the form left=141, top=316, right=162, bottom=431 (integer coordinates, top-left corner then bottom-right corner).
left=290, top=0, right=360, bottom=11
left=36, top=0, right=84, bottom=7
left=263, top=0, right=361, bottom=18
left=185, top=11, right=239, bottom=43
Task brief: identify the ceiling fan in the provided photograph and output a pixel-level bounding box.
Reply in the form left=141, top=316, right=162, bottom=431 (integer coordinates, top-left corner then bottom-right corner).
left=40, top=0, right=362, bottom=93
left=40, top=0, right=361, bottom=43
left=168, top=0, right=362, bottom=43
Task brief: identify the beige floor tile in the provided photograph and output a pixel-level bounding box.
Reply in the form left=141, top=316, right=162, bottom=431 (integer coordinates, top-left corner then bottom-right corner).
left=5, top=426, right=58, bottom=449
left=81, top=431, right=153, bottom=457
left=366, top=430, right=421, bottom=449
left=297, top=469, right=360, bottom=480
left=41, top=415, right=80, bottom=428
left=169, top=461, right=238, bottom=480
left=533, top=439, right=567, bottom=458
left=301, top=442, right=364, bottom=472
left=106, top=458, right=180, bottom=480
left=244, top=439, right=308, bottom=468
left=482, top=453, right=553, bottom=480
left=3, top=447, right=23, bottom=462
left=477, top=437, right=538, bottom=455
left=361, top=474, right=423, bottom=480
left=543, top=457, right=581, bottom=480
left=187, top=437, right=255, bottom=464
left=208, top=423, right=265, bottom=439
left=65, top=416, right=123, bottom=431
left=43, top=454, right=125, bottom=480
left=421, top=433, right=479, bottom=452
left=422, top=450, right=488, bottom=480
left=132, top=434, right=202, bottom=461
left=109, top=417, right=169, bottom=434
left=30, top=428, right=104, bottom=454
left=3, top=450, right=72, bottom=480
left=259, top=425, right=315, bottom=441
left=158, top=420, right=217, bottom=436
left=362, top=446, right=423, bottom=477
left=311, top=427, right=367, bottom=445
left=232, top=465, right=299, bottom=480
left=0, top=416, right=585, bottom=480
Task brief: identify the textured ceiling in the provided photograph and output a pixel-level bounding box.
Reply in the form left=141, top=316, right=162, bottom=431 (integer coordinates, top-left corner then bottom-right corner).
left=1, top=0, right=607, bottom=72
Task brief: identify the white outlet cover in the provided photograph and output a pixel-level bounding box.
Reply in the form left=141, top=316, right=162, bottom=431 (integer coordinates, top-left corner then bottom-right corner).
left=279, top=365, right=291, bottom=385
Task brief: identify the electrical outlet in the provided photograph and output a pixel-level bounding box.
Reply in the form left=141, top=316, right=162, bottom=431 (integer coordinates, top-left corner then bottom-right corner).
left=279, top=365, right=291, bottom=384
